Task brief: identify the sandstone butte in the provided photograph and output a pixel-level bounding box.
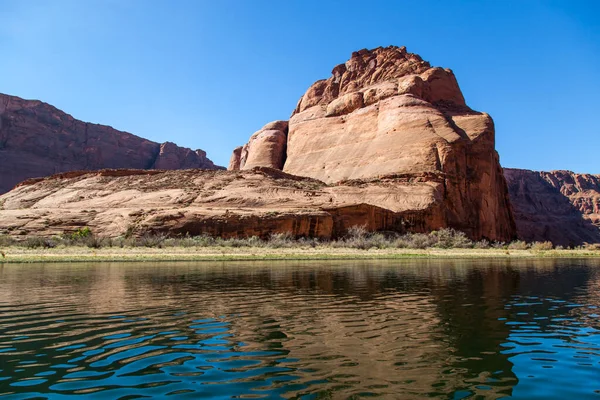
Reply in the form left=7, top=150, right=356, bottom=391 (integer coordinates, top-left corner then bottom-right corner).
left=0, top=93, right=222, bottom=194
left=231, top=46, right=516, bottom=242
left=0, top=46, right=519, bottom=242
left=504, top=168, right=600, bottom=246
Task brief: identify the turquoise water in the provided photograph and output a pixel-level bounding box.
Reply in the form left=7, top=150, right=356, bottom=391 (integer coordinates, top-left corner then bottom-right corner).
left=1, top=259, right=600, bottom=399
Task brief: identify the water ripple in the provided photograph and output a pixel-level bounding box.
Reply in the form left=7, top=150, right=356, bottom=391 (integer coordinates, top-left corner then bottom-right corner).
left=1, top=259, right=600, bottom=398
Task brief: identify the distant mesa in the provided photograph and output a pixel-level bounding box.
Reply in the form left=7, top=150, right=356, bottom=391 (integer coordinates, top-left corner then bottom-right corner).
left=0, top=93, right=223, bottom=194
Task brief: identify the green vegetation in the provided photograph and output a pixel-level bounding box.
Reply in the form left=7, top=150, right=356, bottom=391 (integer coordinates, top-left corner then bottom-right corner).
left=1, top=227, right=599, bottom=263
left=0, top=227, right=599, bottom=251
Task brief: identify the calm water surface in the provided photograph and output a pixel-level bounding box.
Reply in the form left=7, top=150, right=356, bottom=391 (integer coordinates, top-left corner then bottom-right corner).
left=1, top=259, right=600, bottom=399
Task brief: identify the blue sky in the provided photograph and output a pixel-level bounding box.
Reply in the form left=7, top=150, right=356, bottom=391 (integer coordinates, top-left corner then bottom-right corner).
left=1, top=0, right=599, bottom=172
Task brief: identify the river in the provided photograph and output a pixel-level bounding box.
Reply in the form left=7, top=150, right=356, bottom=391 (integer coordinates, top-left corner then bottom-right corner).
left=1, top=259, right=600, bottom=399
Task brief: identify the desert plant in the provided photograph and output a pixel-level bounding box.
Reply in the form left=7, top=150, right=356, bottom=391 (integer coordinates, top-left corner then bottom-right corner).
left=137, top=233, right=167, bottom=248
left=474, top=239, right=491, bottom=249
left=404, top=233, right=434, bottom=249
left=346, top=225, right=368, bottom=239
left=0, top=235, right=16, bottom=247
left=83, top=235, right=103, bottom=249
left=268, top=232, right=294, bottom=248
left=531, top=241, right=553, bottom=251
left=430, top=228, right=473, bottom=249
left=584, top=243, right=600, bottom=251
left=508, top=240, right=529, bottom=250
left=25, top=236, right=56, bottom=249
left=70, top=227, right=92, bottom=239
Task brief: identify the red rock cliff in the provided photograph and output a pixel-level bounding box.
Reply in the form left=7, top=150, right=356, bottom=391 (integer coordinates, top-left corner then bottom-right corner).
left=231, top=46, right=516, bottom=242
left=504, top=168, right=600, bottom=246
left=0, top=93, right=222, bottom=194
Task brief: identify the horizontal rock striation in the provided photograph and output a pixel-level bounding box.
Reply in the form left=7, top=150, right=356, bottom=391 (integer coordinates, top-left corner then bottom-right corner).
left=0, top=168, right=444, bottom=239
left=0, top=93, right=222, bottom=194
left=504, top=168, right=600, bottom=246
left=231, top=46, right=516, bottom=242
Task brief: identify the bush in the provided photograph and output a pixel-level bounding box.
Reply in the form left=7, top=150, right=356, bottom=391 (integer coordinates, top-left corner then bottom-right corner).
left=474, top=239, right=491, bottom=249
left=193, top=234, right=216, bottom=247
left=531, top=241, right=553, bottom=251
left=346, top=225, right=368, bottom=239
left=584, top=243, right=600, bottom=251
left=267, top=232, right=294, bottom=248
left=430, top=228, right=473, bottom=249
left=136, top=233, right=167, bottom=248
left=71, top=227, right=92, bottom=239
left=508, top=240, right=529, bottom=250
left=0, top=235, right=16, bottom=247
left=25, top=236, right=56, bottom=249
left=403, top=233, right=434, bottom=249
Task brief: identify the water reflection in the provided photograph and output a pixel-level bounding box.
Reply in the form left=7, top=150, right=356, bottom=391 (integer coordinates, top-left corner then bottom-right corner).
left=0, top=259, right=599, bottom=398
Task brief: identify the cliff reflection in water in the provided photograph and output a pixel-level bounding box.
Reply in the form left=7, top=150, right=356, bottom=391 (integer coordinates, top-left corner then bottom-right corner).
left=1, top=259, right=599, bottom=399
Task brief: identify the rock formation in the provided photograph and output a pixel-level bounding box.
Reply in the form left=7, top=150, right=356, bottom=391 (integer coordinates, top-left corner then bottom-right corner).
left=504, top=168, right=600, bottom=246
left=0, top=93, right=222, bottom=194
left=231, top=46, right=515, bottom=242
left=234, top=121, right=288, bottom=170
left=0, top=168, right=435, bottom=238
left=0, top=47, right=519, bottom=241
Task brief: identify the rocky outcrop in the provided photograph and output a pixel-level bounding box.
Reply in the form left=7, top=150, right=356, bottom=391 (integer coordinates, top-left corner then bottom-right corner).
left=0, top=168, right=442, bottom=239
left=231, top=46, right=515, bottom=242
left=0, top=93, right=222, bottom=194
left=233, top=121, right=289, bottom=171
left=504, top=168, right=600, bottom=246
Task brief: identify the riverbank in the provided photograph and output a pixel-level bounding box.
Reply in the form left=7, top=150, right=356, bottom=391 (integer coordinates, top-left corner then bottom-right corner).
left=1, top=246, right=599, bottom=263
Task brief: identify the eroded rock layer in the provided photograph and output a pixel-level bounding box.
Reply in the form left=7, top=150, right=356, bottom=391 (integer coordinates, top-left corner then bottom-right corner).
left=231, top=46, right=516, bottom=242
left=504, top=168, right=600, bottom=246
left=0, top=93, right=222, bottom=194
left=0, top=168, right=444, bottom=239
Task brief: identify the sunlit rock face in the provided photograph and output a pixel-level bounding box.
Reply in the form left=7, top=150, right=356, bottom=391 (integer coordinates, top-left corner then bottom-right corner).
left=0, top=93, right=222, bottom=194
left=232, top=46, right=516, bottom=242
left=0, top=46, right=518, bottom=241
left=504, top=168, right=600, bottom=245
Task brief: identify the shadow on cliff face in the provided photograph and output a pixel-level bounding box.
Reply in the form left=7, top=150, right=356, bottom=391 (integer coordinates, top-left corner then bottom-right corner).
left=504, top=168, right=600, bottom=246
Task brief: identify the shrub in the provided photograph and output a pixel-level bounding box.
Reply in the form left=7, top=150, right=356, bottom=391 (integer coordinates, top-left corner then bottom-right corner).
left=71, top=227, right=92, bottom=239
left=292, top=237, right=314, bottom=248
left=392, top=236, right=410, bottom=248
left=0, top=235, right=16, bottom=247
left=531, top=241, right=553, bottom=251
left=83, top=235, right=103, bottom=249
left=368, top=233, right=390, bottom=249
left=474, top=239, right=491, bottom=249
left=193, top=234, right=216, bottom=247
left=346, top=225, right=368, bottom=239
left=403, top=233, right=434, bottom=249
left=584, top=243, right=600, bottom=251
left=25, top=236, right=56, bottom=249
left=508, top=240, right=529, bottom=250
left=137, top=233, right=167, bottom=248
left=430, top=228, right=473, bottom=249
left=268, top=232, right=294, bottom=248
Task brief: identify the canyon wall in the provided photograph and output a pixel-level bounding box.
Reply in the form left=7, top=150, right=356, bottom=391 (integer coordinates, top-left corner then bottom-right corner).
left=0, top=93, right=222, bottom=194
left=504, top=168, right=600, bottom=246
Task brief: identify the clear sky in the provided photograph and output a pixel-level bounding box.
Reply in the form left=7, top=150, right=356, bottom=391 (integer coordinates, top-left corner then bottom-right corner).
left=1, top=0, right=598, bottom=173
